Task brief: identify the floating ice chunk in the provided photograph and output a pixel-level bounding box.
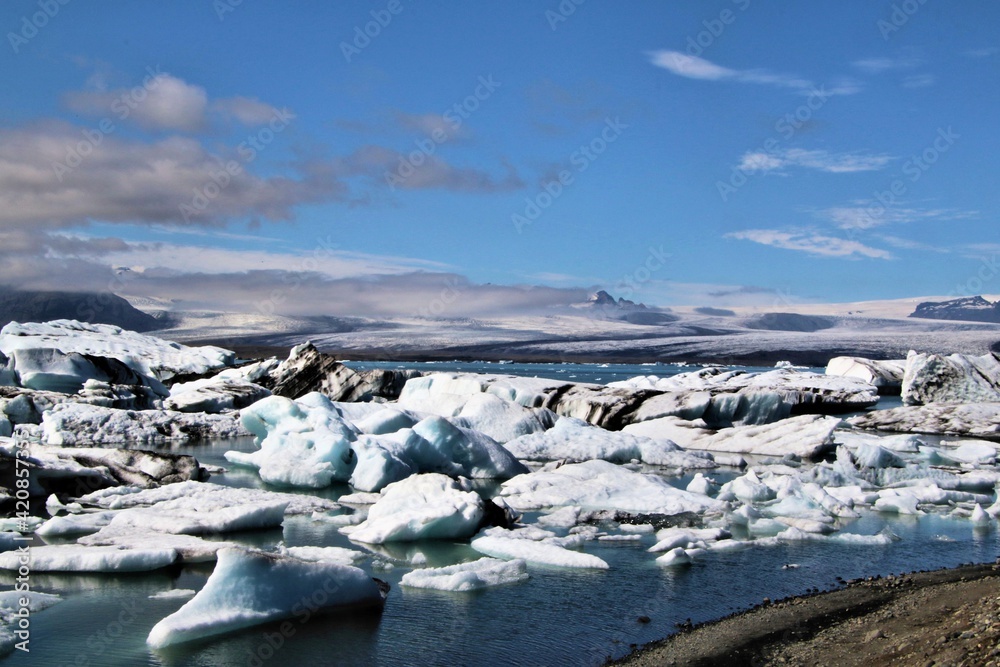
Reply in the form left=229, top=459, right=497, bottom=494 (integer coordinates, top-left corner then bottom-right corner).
left=231, top=394, right=358, bottom=488
left=77, top=479, right=339, bottom=516
left=78, top=528, right=237, bottom=563
left=0, top=544, right=177, bottom=572
left=654, top=547, right=693, bottom=566
left=349, top=433, right=418, bottom=493
left=971, top=503, right=993, bottom=526
left=599, top=534, right=643, bottom=542
left=146, top=548, right=386, bottom=649
left=902, top=351, right=1000, bottom=405
left=535, top=506, right=583, bottom=529
left=470, top=534, right=609, bottom=569
left=625, top=415, right=840, bottom=459
left=278, top=545, right=367, bottom=566
left=852, top=443, right=906, bottom=469
left=0, top=320, right=234, bottom=381
left=41, top=403, right=246, bottom=446
left=686, top=473, right=719, bottom=496
left=873, top=490, right=921, bottom=514
left=848, top=402, right=1000, bottom=440
left=453, top=393, right=556, bottom=443
left=825, top=357, right=904, bottom=393
left=352, top=407, right=420, bottom=435
left=166, top=376, right=270, bottom=414
left=346, top=474, right=485, bottom=544
left=649, top=527, right=729, bottom=553
left=718, top=470, right=775, bottom=503
left=35, top=511, right=117, bottom=538
left=0, top=591, right=62, bottom=657
left=149, top=589, right=197, bottom=600
left=505, top=417, right=714, bottom=468
left=338, top=492, right=381, bottom=505
left=400, top=557, right=529, bottom=591
left=498, top=460, right=723, bottom=514
left=410, top=416, right=527, bottom=480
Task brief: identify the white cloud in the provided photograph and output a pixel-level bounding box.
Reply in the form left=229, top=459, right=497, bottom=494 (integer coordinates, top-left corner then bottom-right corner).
left=852, top=56, right=920, bottom=74
left=647, top=51, right=851, bottom=95
left=647, top=51, right=736, bottom=80
left=964, top=47, right=998, bottom=58
left=66, top=74, right=209, bottom=132
left=212, top=96, right=286, bottom=126
left=737, top=148, right=893, bottom=174
left=902, top=73, right=935, bottom=88
left=820, top=205, right=977, bottom=230
left=726, top=229, right=893, bottom=259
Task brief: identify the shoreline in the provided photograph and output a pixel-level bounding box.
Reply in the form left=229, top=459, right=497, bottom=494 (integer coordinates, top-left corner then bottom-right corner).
left=612, top=561, right=1000, bottom=666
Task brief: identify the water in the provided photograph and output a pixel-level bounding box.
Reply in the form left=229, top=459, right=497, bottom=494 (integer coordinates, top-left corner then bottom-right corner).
left=5, top=362, right=998, bottom=666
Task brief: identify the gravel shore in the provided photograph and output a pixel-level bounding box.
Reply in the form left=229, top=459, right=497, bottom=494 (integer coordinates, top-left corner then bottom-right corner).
left=614, top=561, right=1000, bottom=667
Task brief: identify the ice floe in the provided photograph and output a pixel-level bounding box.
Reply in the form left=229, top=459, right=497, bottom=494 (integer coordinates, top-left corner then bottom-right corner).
left=344, top=474, right=487, bottom=544
left=400, top=557, right=529, bottom=591
left=146, top=547, right=386, bottom=648
left=470, top=533, right=609, bottom=569
left=901, top=350, right=1000, bottom=405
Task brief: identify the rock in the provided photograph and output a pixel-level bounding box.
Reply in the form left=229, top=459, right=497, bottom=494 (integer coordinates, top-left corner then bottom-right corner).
left=909, top=295, right=1000, bottom=323
left=848, top=403, right=1000, bottom=441
left=264, top=342, right=419, bottom=401
left=826, top=356, right=905, bottom=395
left=901, top=351, right=1000, bottom=405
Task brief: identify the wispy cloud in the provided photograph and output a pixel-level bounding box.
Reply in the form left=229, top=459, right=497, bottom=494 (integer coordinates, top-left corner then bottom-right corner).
left=726, top=229, right=893, bottom=259
left=875, top=234, right=951, bottom=253
left=646, top=51, right=835, bottom=94
left=820, top=204, right=978, bottom=230
left=737, top=148, right=893, bottom=174
left=902, top=73, right=935, bottom=88
left=964, top=47, right=999, bottom=58
left=851, top=56, right=920, bottom=74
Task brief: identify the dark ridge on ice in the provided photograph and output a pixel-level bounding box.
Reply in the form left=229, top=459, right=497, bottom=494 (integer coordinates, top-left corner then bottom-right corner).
left=694, top=307, right=736, bottom=317
left=0, top=288, right=168, bottom=332
left=909, top=295, right=1000, bottom=323
left=743, top=313, right=835, bottom=333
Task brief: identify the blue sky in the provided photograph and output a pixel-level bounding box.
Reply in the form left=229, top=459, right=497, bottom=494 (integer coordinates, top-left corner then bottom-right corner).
left=1, top=1, right=998, bottom=317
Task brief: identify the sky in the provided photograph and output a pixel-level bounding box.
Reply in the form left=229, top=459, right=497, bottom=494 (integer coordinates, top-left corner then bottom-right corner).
left=1, top=1, right=998, bottom=318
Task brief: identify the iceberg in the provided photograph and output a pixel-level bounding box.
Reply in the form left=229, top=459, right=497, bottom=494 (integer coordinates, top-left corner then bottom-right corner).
left=470, top=534, right=609, bottom=569
left=901, top=350, right=1000, bottom=405
left=624, top=414, right=840, bottom=459
left=165, top=376, right=270, bottom=413
left=505, top=416, right=715, bottom=468
left=400, top=557, right=529, bottom=591
left=0, top=320, right=234, bottom=382
left=345, top=474, right=486, bottom=544
left=0, top=544, right=178, bottom=572
left=146, top=547, right=386, bottom=649
left=498, top=460, right=723, bottom=514
left=40, top=402, right=247, bottom=446
left=848, top=403, right=1000, bottom=440
left=826, top=357, right=905, bottom=395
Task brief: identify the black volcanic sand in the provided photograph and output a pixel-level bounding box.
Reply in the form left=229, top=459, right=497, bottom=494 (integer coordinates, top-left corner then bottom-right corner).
left=613, top=562, right=1000, bottom=667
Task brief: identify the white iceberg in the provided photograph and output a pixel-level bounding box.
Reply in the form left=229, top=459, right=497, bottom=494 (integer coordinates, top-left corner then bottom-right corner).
left=146, top=548, right=386, bottom=649
left=470, top=534, right=609, bottom=569
left=40, top=402, right=247, bottom=446
left=505, top=416, right=715, bottom=468
left=400, top=557, right=529, bottom=591
left=0, top=544, right=177, bottom=572
left=345, top=474, right=485, bottom=544
left=498, top=460, right=723, bottom=514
